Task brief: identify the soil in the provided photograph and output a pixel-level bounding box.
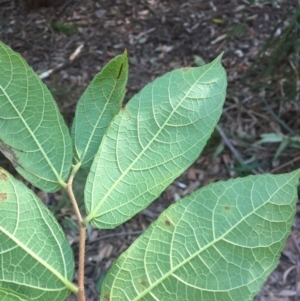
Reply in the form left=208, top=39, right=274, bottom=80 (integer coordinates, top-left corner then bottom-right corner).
left=0, top=0, right=300, bottom=300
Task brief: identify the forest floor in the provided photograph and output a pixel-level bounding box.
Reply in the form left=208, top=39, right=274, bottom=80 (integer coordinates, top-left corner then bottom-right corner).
left=1, top=0, right=300, bottom=300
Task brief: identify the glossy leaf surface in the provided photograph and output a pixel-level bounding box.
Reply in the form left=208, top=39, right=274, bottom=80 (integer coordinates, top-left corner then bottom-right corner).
left=0, top=168, right=76, bottom=301
left=84, top=55, right=227, bottom=228
left=0, top=42, right=72, bottom=192
left=101, top=171, right=300, bottom=301
left=72, top=51, right=128, bottom=168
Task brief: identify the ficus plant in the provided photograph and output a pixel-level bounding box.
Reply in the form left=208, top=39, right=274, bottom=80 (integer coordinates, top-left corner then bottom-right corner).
left=0, top=40, right=299, bottom=301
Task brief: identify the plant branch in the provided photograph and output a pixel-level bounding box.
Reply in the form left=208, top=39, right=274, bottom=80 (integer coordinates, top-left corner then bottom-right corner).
left=39, top=44, right=84, bottom=80
left=270, top=155, right=300, bottom=173
left=66, top=162, right=86, bottom=301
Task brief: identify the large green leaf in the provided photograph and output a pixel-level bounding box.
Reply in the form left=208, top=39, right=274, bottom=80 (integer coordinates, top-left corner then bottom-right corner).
left=0, top=168, right=77, bottom=301
left=72, top=51, right=128, bottom=169
left=0, top=287, right=33, bottom=301
left=0, top=41, right=72, bottom=192
left=101, top=171, right=300, bottom=301
left=84, top=55, right=227, bottom=229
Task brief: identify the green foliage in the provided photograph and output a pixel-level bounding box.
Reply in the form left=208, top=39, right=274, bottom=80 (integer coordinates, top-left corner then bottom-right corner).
left=256, top=133, right=300, bottom=161
left=0, top=42, right=73, bottom=192
left=101, top=171, right=299, bottom=301
left=0, top=41, right=299, bottom=301
left=0, top=287, right=33, bottom=301
left=51, top=22, right=78, bottom=35
left=72, top=50, right=128, bottom=169
left=83, top=56, right=227, bottom=229
left=0, top=168, right=76, bottom=300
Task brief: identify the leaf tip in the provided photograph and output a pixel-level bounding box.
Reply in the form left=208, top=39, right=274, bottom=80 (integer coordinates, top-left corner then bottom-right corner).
left=292, top=168, right=300, bottom=181
left=212, top=52, right=224, bottom=65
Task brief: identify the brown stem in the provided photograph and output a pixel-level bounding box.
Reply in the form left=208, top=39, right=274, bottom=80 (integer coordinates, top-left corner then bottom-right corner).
left=77, top=224, right=86, bottom=301
left=67, top=163, right=86, bottom=301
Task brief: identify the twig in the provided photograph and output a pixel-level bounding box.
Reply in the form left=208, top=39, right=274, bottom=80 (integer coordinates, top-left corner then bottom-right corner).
left=216, top=125, right=260, bottom=175
left=39, top=44, right=84, bottom=79
left=66, top=162, right=86, bottom=301
left=93, top=231, right=143, bottom=242
left=270, top=155, right=300, bottom=173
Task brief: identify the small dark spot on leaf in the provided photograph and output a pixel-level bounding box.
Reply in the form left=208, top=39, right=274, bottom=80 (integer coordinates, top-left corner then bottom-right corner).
left=0, top=173, right=7, bottom=181
left=182, top=67, right=191, bottom=72
left=121, top=105, right=126, bottom=111
left=140, top=280, right=147, bottom=287
left=104, top=294, right=110, bottom=301
left=0, top=193, right=7, bottom=201
left=165, top=220, right=171, bottom=226
left=117, top=63, right=124, bottom=79
left=225, top=206, right=230, bottom=211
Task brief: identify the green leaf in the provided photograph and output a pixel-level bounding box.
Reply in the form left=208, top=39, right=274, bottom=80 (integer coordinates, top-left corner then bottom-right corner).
left=100, top=171, right=300, bottom=301
left=84, top=54, right=227, bottom=229
left=0, top=287, right=33, bottom=301
left=0, top=168, right=77, bottom=301
left=0, top=41, right=72, bottom=192
left=72, top=51, right=128, bottom=169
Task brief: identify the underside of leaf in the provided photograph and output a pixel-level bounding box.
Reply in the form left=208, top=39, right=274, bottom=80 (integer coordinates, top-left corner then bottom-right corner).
left=0, top=287, right=33, bottom=301
left=0, top=41, right=72, bottom=192
left=84, top=54, right=227, bottom=229
left=100, top=171, right=300, bottom=301
left=0, top=168, right=76, bottom=301
left=72, top=50, right=128, bottom=169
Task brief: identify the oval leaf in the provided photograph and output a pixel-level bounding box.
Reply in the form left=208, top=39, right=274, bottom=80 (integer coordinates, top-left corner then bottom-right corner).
left=0, top=42, right=72, bottom=192
left=84, top=55, right=227, bottom=228
left=0, top=287, right=33, bottom=301
left=0, top=168, right=76, bottom=301
left=72, top=51, right=128, bottom=168
left=100, top=171, right=300, bottom=301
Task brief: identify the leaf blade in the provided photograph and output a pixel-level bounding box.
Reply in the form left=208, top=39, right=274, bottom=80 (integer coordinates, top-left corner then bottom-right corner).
left=84, top=55, right=227, bottom=228
left=0, top=41, right=72, bottom=192
left=0, top=168, right=76, bottom=301
left=72, top=51, right=128, bottom=169
left=100, top=171, right=300, bottom=301
left=0, top=287, right=33, bottom=301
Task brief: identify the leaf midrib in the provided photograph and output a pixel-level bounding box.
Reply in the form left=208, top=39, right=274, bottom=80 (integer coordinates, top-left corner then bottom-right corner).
left=94, top=123, right=218, bottom=221
left=85, top=60, right=221, bottom=224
